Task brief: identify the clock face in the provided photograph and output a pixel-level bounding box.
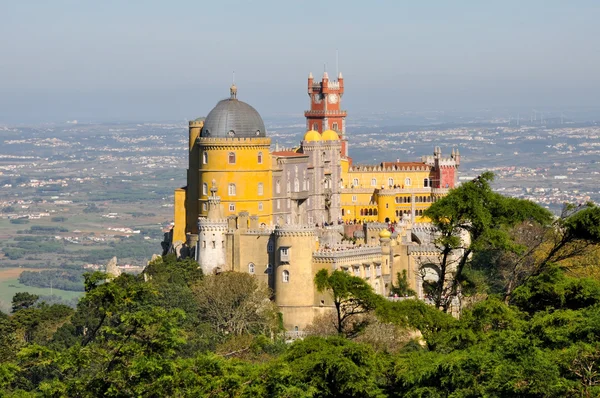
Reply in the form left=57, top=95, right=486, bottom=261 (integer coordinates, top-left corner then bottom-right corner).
left=328, top=94, right=339, bottom=104
left=313, top=94, right=322, bottom=104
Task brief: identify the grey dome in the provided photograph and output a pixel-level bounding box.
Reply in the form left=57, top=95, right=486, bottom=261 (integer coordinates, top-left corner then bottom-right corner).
left=201, top=90, right=266, bottom=138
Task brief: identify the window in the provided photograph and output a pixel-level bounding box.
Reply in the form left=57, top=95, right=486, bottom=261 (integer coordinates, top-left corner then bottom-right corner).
left=294, top=178, right=300, bottom=192
left=266, top=264, right=272, bottom=274
left=276, top=180, right=281, bottom=194
left=258, top=182, right=264, bottom=196
left=202, top=182, right=208, bottom=196
left=388, top=178, right=394, bottom=187
left=202, top=241, right=206, bottom=248
left=228, top=183, right=236, bottom=196
left=287, top=199, right=291, bottom=209
left=371, top=178, right=377, bottom=187
left=202, top=203, right=207, bottom=211
left=354, top=267, right=360, bottom=277
left=212, top=241, right=216, bottom=249
left=202, top=151, right=208, bottom=164
left=365, top=265, right=371, bottom=278
left=286, top=180, right=291, bottom=193
left=229, top=203, right=235, bottom=212
left=228, top=152, right=236, bottom=164
left=405, top=177, right=412, bottom=186
left=257, top=152, right=263, bottom=164
left=352, top=195, right=357, bottom=202
left=258, top=202, right=263, bottom=211
left=352, top=178, right=359, bottom=187
left=332, top=122, right=338, bottom=131
left=312, top=123, right=318, bottom=131
left=423, top=178, right=429, bottom=187
left=282, top=270, right=290, bottom=283
left=280, top=247, right=290, bottom=262
left=276, top=199, right=280, bottom=210
left=267, top=241, right=274, bottom=252
left=248, top=263, right=255, bottom=274
left=385, top=203, right=389, bottom=208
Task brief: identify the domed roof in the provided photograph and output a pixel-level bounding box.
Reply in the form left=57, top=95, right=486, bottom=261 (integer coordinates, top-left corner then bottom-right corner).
left=304, top=130, right=321, bottom=142
left=201, top=86, right=266, bottom=138
left=322, top=129, right=339, bottom=141
left=379, top=229, right=392, bottom=239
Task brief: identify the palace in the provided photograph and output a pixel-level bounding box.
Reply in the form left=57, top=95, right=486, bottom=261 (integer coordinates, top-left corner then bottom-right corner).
left=168, top=72, right=461, bottom=331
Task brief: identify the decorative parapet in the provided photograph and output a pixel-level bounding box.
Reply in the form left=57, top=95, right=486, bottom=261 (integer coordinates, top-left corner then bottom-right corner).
left=313, top=246, right=382, bottom=267
left=408, top=244, right=441, bottom=255
left=198, top=137, right=271, bottom=149
left=421, top=155, right=458, bottom=167
left=304, top=110, right=347, bottom=116
left=431, top=188, right=449, bottom=195
left=275, top=225, right=316, bottom=237
left=349, top=164, right=431, bottom=172
left=365, top=222, right=388, bottom=231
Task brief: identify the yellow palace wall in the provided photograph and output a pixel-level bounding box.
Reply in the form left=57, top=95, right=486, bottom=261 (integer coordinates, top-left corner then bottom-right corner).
left=340, top=167, right=432, bottom=223
left=197, top=137, right=273, bottom=224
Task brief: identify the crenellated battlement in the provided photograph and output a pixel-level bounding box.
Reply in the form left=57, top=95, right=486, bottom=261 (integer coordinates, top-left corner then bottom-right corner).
left=275, top=225, right=316, bottom=237
left=349, top=163, right=431, bottom=173
left=189, top=121, right=204, bottom=128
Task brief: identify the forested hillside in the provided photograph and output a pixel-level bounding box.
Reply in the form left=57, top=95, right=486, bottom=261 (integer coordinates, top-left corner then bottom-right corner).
left=1, top=174, right=600, bottom=397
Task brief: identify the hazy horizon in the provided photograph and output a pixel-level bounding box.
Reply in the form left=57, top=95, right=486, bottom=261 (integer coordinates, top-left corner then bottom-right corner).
left=2, top=0, right=599, bottom=124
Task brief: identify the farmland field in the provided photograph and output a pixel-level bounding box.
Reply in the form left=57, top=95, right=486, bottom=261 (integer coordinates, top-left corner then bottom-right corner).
left=0, top=268, right=83, bottom=313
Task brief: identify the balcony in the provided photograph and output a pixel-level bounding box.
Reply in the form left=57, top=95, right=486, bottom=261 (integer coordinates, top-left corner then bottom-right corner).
left=290, top=190, right=309, bottom=201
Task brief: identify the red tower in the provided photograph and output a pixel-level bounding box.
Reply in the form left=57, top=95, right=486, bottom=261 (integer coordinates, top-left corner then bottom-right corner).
left=305, top=71, right=348, bottom=156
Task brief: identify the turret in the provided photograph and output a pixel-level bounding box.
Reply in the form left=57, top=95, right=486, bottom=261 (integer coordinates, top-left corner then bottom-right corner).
left=274, top=225, right=317, bottom=330
left=197, top=182, right=227, bottom=274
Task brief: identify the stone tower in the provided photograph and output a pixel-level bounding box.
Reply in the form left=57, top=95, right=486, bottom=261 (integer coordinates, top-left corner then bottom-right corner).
left=197, top=180, right=227, bottom=274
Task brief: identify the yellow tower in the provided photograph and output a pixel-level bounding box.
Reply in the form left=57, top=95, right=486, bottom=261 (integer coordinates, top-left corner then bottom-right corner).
left=197, top=85, right=272, bottom=224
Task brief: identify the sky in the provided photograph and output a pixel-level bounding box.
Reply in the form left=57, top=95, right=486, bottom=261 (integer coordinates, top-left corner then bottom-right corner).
left=1, top=0, right=599, bottom=124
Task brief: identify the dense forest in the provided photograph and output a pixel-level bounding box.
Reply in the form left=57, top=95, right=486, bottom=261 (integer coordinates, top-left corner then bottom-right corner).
left=1, top=173, right=600, bottom=397
left=18, top=269, right=85, bottom=292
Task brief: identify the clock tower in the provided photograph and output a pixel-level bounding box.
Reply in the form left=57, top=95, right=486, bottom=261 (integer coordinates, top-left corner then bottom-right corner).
left=305, top=71, right=348, bottom=157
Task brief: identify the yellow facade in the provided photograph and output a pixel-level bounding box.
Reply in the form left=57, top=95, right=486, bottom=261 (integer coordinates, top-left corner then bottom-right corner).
left=197, top=137, right=273, bottom=224
left=340, top=165, right=433, bottom=223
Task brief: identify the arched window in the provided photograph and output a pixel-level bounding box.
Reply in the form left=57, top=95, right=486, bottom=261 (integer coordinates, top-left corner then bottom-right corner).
left=303, top=179, right=308, bottom=190
left=286, top=180, right=291, bottom=193
left=294, top=178, right=300, bottom=192
left=352, top=178, right=359, bottom=187
left=267, top=240, right=274, bottom=252
left=248, top=263, right=255, bottom=274
left=312, top=123, right=318, bottom=131
left=257, top=152, right=263, bottom=164
left=371, top=178, right=377, bottom=187
left=423, top=178, right=429, bottom=187
left=228, top=152, right=236, bottom=164
left=388, top=178, right=394, bottom=187
left=258, top=182, right=264, bottom=196
left=276, top=180, right=280, bottom=194
left=405, top=177, right=412, bottom=186
left=228, top=183, right=236, bottom=196
left=332, top=122, right=338, bottom=131
left=202, top=151, right=208, bottom=164
left=202, top=182, right=208, bottom=196
left=258, top=202, right=263, bottom=211
left=282, top=270, right=290, bottom=283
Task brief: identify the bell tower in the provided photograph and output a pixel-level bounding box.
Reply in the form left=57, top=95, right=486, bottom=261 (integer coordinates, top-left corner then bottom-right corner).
left=305, top=71, right=348, bottom=156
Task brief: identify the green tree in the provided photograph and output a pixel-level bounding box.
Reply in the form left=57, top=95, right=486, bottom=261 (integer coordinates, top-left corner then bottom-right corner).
left=192, top=272, right=279, bottom=337
left=315, top=269, right=382, bottom=336
left=424, top=172, right=553, bottom=311
left=11, top=293, right=39, bottom=313
left=390, top=270, right=416, bottom=297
